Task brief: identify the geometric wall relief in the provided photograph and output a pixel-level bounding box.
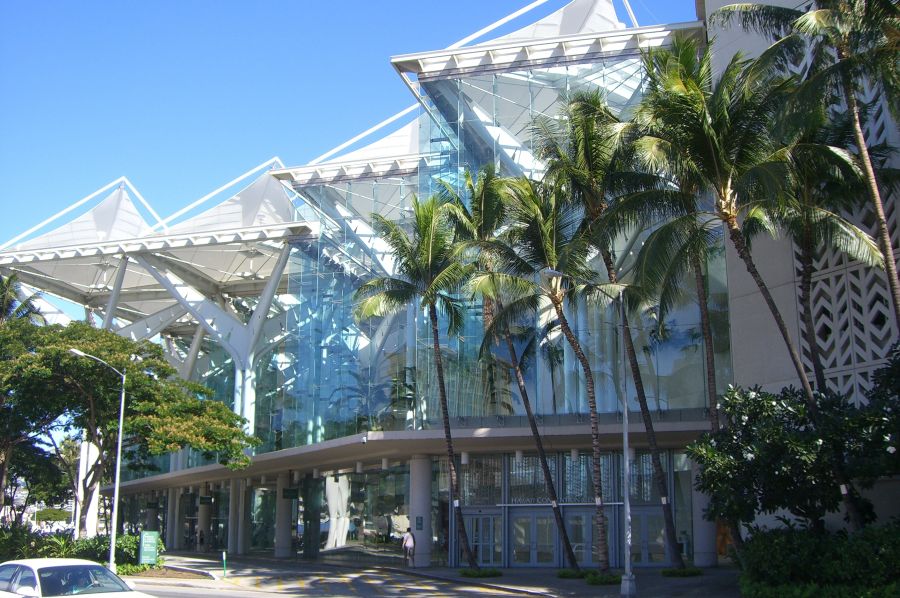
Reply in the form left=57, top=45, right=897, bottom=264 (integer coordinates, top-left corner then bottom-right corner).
left=795, top=91, right=899, bottom=405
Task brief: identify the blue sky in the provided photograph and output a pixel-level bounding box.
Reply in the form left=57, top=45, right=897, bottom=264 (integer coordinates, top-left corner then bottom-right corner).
left=0, top=0, right=695, bottom=245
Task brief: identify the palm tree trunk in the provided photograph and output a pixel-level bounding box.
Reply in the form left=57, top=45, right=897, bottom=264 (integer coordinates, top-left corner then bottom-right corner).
left=724, top=218, right=865, bottom=530
left=0, top=447, right=10, bottom=508
left=724, top=218, right=816, bottom=402
left=496, top=299, right=580, bottom=571
left=428, top=303, right=478, bottom=568
left=799, top=240, right=828, bottom=391
left=841, top=68, right=900, bottom=326
left=603, top=251, right=685, bottom=568
left=691, top=253, right=719, bottom=432
left=550, top=298, right=610, bottom=572
left=483, top=297, right=501, bottom=415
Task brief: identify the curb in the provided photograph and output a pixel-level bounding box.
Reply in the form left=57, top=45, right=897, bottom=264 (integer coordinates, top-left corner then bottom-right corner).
left=162, top=564, right=219, bottom=580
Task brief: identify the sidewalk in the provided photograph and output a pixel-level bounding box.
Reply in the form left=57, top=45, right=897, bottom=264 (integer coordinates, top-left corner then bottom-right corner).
left=155, top=552, right=741, bottom=597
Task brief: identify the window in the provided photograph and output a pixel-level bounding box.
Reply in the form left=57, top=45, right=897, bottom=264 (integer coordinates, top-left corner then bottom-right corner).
left=0, top=565, right=18, bottom=591
left=13, top=567, right=37, bottom=593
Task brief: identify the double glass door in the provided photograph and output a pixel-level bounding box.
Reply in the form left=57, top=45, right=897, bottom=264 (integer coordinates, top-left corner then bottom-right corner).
left=564, top=508, right=618, bottom=568
left=630, top=509, right=669, bottom=566
left=464, top=515, right=502, bottom=567
left=509, top=510, right=556, bottom=567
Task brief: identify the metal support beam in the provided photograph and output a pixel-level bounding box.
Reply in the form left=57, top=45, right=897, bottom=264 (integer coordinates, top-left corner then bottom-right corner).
left=102, top=256, right=129, bottom=330
left=181, top=326, right=205, bottom=379
left=116, top=304, right=189, bottom=341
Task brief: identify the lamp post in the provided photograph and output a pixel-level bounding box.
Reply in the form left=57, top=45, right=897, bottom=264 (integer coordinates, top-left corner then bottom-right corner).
left=69, top=348, right=126, bottom=574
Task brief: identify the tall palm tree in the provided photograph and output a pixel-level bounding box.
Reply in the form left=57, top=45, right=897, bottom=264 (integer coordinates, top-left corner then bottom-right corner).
left=768, top=111, right=885, bottom=390
left=0, top=273, right=44, bottom=325
left=479, top=177, right=615, bottom=571
left=445, top=165, right=581, bottom=571
left=353, top=195, right=478, bottom=568
left=714, top=0, right=900, bottom=325
left=637, top=35, right=868, bottom=529
left=536, top=90, right=687, bottom=568
left=442, top=165, right=509, bottom=415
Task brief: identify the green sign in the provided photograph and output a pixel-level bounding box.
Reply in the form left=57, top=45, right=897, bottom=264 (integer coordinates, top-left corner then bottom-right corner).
left=199, top=496, right=214, bottom=505
left=145, top=501, right=159, bottom=509
left=282, top=488, right=299, bottom=500
left=139, top=531, right=159, bottom=565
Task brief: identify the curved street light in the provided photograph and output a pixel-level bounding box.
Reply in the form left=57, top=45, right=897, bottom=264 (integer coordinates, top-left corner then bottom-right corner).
left=69, top=348, right=127, bottom=574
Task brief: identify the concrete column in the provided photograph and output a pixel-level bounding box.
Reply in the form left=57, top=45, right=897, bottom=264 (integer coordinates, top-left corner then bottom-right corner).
left=197, top=484, right=211, bottom=553
left=165, top=489, right=180, bottom=550
left=274, top=473, right=293, bottom=557
left=691, top=460, right=718, bottom=567
left=228, top=481, right=240, bottom=554
left=237, top=480, right=250, bottom=555
left=408, top=455, right=432, bottom=567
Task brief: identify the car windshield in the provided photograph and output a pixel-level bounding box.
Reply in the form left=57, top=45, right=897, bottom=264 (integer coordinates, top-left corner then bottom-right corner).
left=37, top=565, right=131, bottom=596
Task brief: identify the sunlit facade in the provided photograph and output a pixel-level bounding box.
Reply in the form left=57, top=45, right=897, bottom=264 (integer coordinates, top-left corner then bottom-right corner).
left=0, top=0, right=742, bottom=568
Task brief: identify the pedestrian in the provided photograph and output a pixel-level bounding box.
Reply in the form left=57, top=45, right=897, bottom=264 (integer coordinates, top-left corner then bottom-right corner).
left=402, top=527, right=416, bottom=566
left=198, top=529, right=205, bottom=552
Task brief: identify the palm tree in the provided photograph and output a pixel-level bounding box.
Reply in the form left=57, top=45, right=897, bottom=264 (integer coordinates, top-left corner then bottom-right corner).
left=768, top=111, right=885, bottom=390
left=637, top=35, right=868, bottom=529
left=445, top=165, right=581, bottom=571
left=0, top=273, right=44, bottom=325
left=479, top=177, right=614, bottom=571
left=536, top=90, right=687, bottom=568
left=714, top=0, right=900, bottom=325
left=353, top=195, right=478, bottom=568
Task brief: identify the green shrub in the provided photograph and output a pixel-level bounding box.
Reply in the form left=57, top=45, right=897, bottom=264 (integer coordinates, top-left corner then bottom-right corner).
left=557, top=568, right=588, bottom=578
left=34, top=508, right=70, bottom=522
left=661, top=566, right=703, bottom=577
left=459, top=567, right=502, bottom=578
left=584, top=571, right=621, bottom=585
left=740, top=522, right=900, bottom=588
left=0, top=526, right=43, bottom=561
left=115, top=564, right=158, bottom=576
left=740, top=579, right=900, bottom=598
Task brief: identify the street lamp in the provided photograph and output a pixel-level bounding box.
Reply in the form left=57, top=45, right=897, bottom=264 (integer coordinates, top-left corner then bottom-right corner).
left=69, top=348, right=128, bottom=574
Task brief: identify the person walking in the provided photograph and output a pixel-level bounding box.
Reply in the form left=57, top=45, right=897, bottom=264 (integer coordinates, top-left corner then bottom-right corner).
left=402, top=527, right=416, bottom=567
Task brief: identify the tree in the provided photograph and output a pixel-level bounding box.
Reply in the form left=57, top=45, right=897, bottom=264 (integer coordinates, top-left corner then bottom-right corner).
left=536, top=90, right=686, bottom=568
left=4, top=321, right=257, bottom=535
left=635, top=35, right=869, bottom=528
left=479, top=178, right=615, bottom=571
left=766, top=110, right=884, bottom=390
left=446, top=165, right=580, bottom=571
left=0, top=274, right=44, bottom=325
left=353, top=194, right=479, bottom=568
left=714, top=0, right=900, bottom=325
left=4, top=440, right=69, bottom=525
left=0, top=320, right=67, bottom=509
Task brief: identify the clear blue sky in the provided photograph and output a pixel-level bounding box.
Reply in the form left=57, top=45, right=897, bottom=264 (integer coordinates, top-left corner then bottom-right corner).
left=0, top=0, right=695, bottom=245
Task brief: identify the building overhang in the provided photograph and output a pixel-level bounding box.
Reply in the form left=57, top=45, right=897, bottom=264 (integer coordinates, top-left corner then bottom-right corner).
left=392, top=20, right=706, bottom=81
left=271, top=153, right=427, bottom=187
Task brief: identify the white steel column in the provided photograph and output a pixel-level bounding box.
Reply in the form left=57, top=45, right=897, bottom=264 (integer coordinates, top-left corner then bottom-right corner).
left=181, top=326, right=205, bottom=379
left=197, top=484, right=211, bottom=553
left=691, top=460, right=718, bottom=567
left=408, top=455, right=432, bottom=567
left=227, top=481, right=240, bottom=554
left=274, top=473, right=292, bottom=558
left=102, top=256, right=129, bottom=330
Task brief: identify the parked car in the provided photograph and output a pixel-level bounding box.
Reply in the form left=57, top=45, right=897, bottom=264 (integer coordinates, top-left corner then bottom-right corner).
left=0, top=559, right=155, bottom=597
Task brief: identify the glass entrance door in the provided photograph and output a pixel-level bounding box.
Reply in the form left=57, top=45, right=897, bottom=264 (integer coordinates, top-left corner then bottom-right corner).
left=564, top=508, right=618, bottom=568
left=630, top=509, right=669, bottom=566
left=509, top=510, right=556, bottom=567
left=464, top=515, right=501, bottom=567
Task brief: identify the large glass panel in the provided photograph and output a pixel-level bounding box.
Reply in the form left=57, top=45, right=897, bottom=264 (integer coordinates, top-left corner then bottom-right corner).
left=535, top=516, right=555, bottom=563
left=565, top=513, right=589, bottom=564
left=629, top=451, right=668, bottom=506
left=511, top=515, right=532, bottom=565
left=250, top=487, right=275, bottom=551
left=461, top=455, right=502, bottom=505
left=563, top=452, right=614, bottom=503
left=509, top=454, right=559, bottom=504
left=673, top=452, right=693, bottom=561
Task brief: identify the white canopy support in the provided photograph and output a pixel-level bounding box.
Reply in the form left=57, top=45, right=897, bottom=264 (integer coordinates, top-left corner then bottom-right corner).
left=102, top=256, right=129, bottom=330
left=116, top=304, right=190, bottom=341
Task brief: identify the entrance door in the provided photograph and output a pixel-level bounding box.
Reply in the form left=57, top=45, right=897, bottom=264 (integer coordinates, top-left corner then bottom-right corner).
left=563, top=508, right=617, bottom=568
left=464, top=515, right=501, bottom=567
left=630, top=509, right=669, bottom=566
left=509, top=511, right=556, bottom=567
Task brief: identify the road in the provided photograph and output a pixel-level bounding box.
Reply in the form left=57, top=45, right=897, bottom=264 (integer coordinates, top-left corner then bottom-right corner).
left=132, top=571, right=525, bottom=597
